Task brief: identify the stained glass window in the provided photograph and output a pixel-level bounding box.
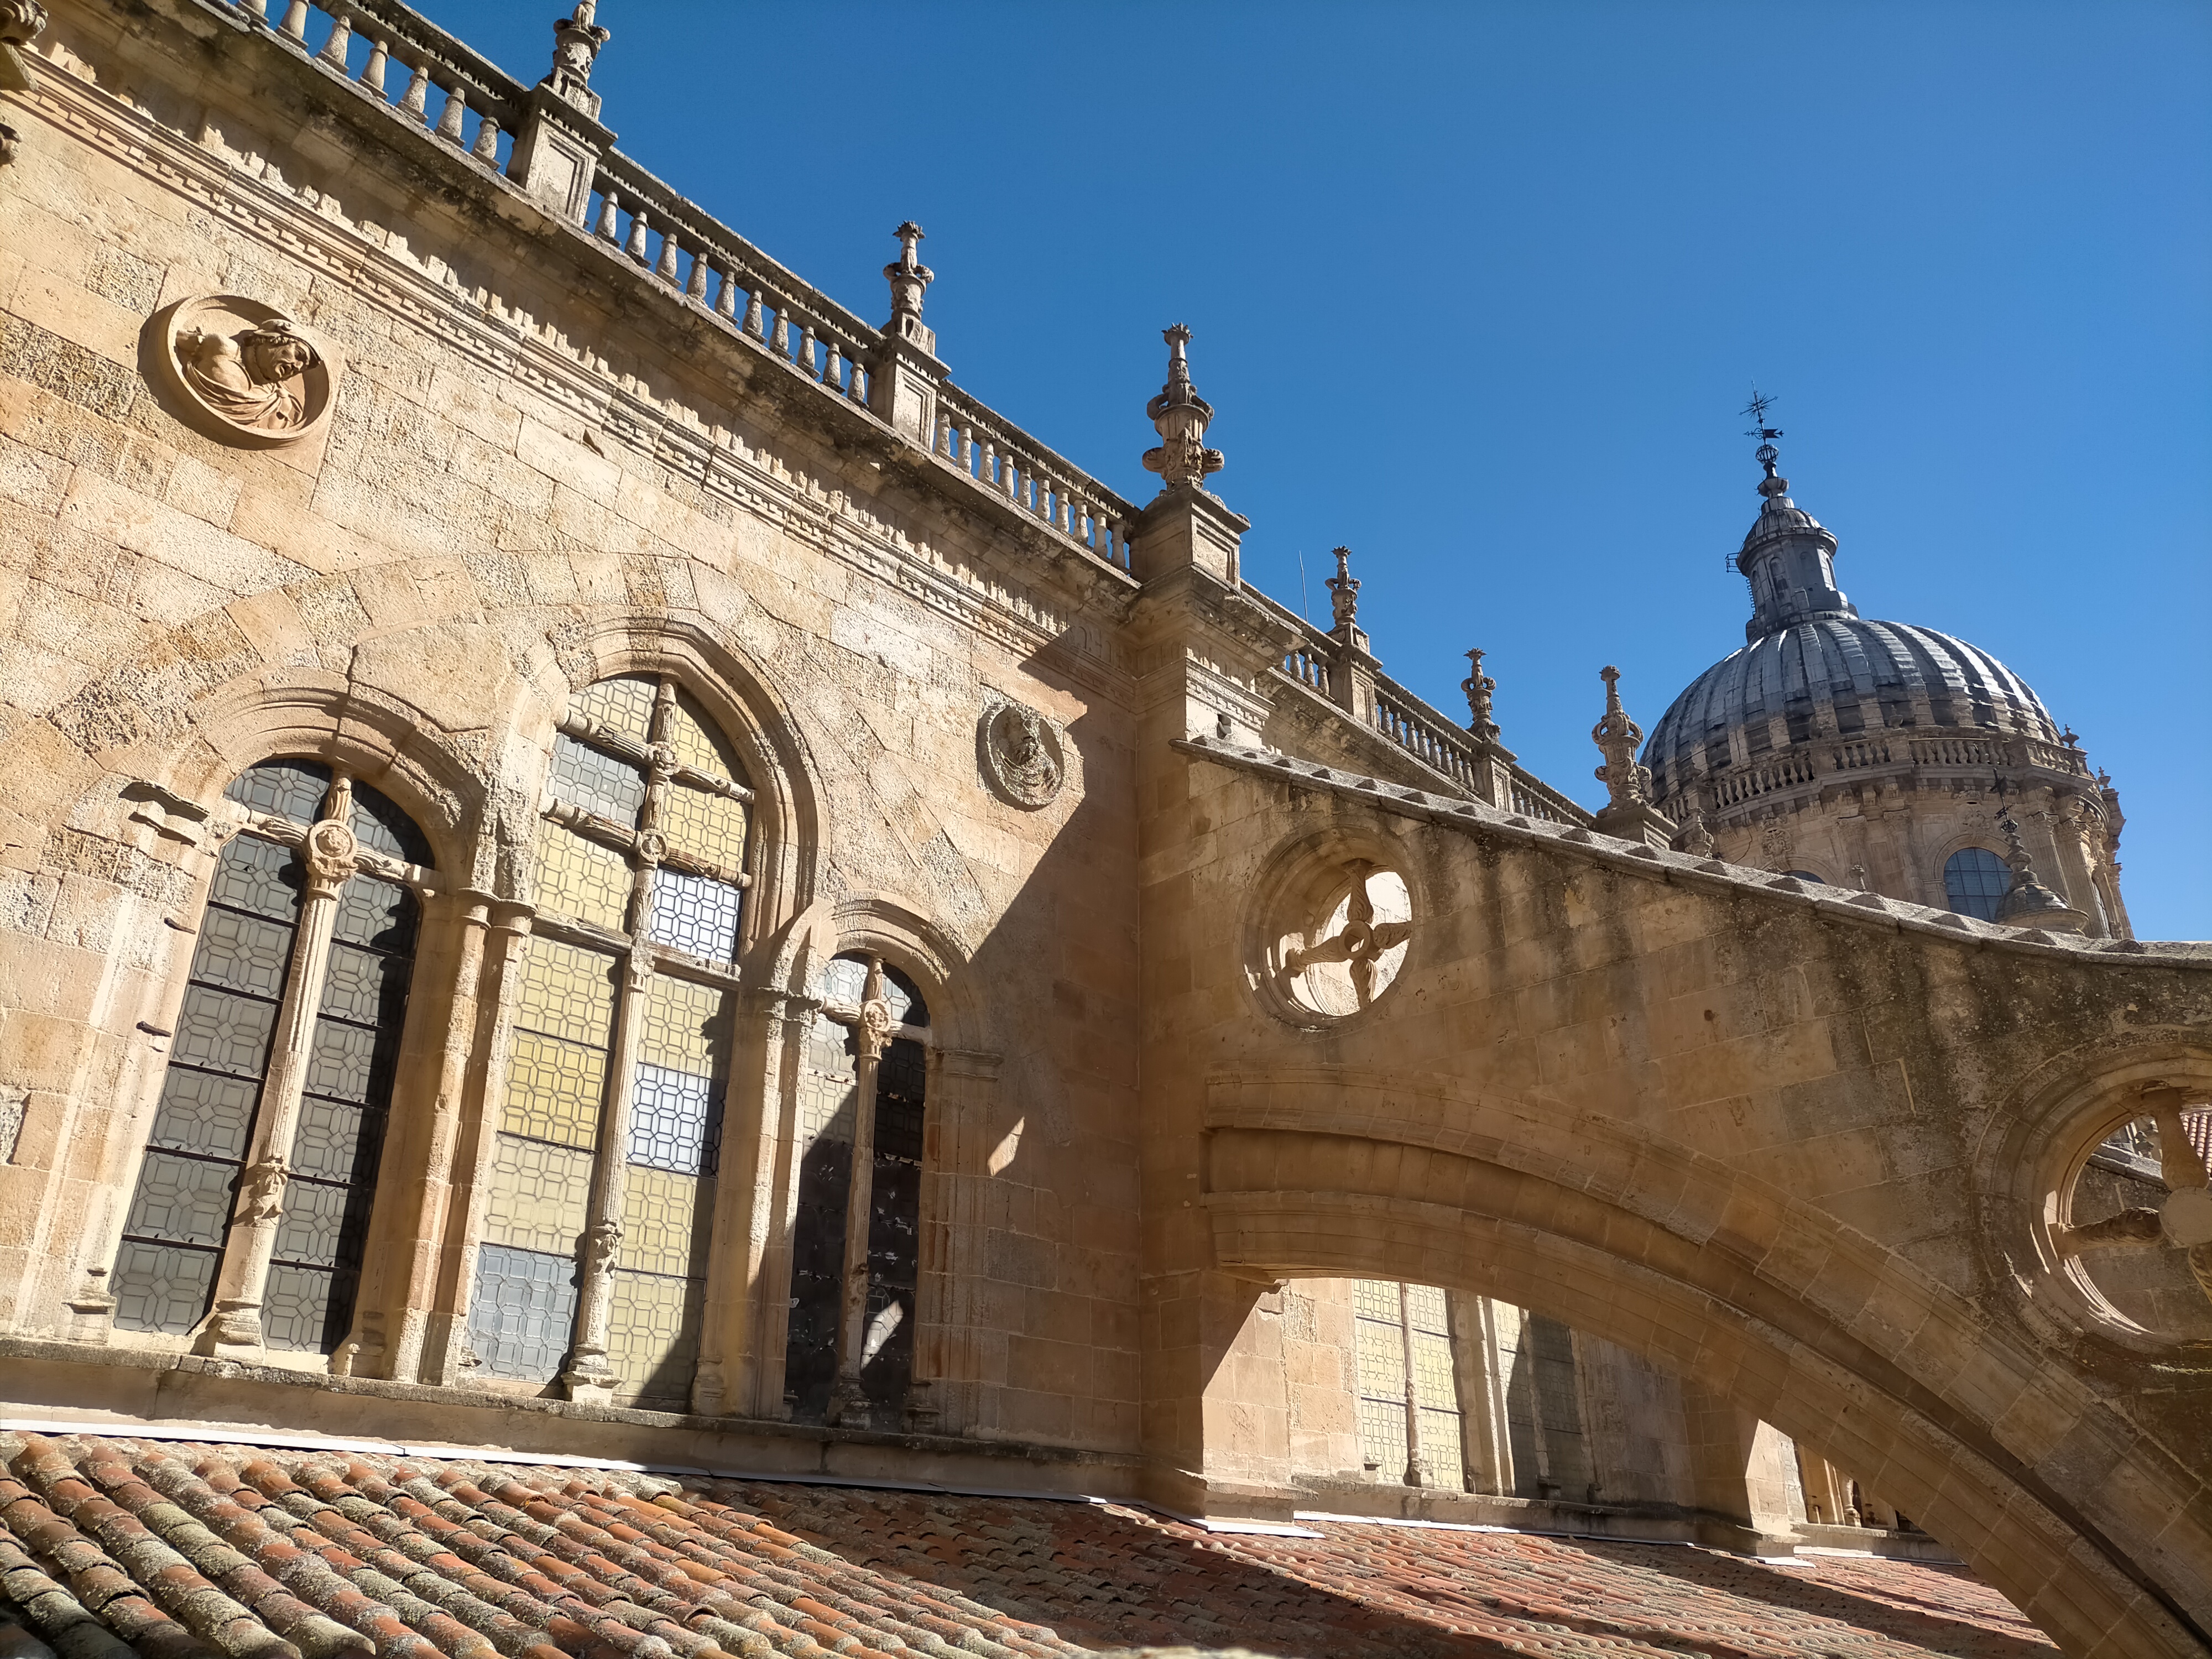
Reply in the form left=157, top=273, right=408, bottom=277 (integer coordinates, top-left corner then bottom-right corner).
left=1353, top=1279, right=1468, bottom=1491
left=471, top=672, right=754, bottom=1402
left=784, top=954, right=928, bottom=1424
left=113, top=762, right=428, bottom=1356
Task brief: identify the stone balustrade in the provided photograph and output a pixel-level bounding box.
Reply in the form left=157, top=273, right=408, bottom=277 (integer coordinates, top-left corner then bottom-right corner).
left=933, top=387, right=1134, bottom=568
left=1682, top=727, right=2098, bottom=821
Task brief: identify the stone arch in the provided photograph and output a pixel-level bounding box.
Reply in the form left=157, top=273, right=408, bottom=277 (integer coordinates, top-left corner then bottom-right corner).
left=1199, top=1067, right=2212, bottom=1659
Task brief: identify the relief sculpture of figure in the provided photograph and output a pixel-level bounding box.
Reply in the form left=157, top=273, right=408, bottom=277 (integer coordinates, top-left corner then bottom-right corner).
left=176, top=317, right=321, bottom=434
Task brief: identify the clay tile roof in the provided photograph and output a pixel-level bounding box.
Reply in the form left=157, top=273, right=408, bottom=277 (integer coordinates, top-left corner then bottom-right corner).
left=0, top=1434, right=2052, bottom=1659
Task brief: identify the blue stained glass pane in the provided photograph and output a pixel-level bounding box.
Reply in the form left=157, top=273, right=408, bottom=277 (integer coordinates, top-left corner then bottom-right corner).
left=224, top=759, right=330, bottom=826
left=468, top=1244, right=580, bottom=1381
left=549, top=733, right=648, bottom=826
left=628, top=1062, right=721, bottom=1176
left=646, top=870, right=741, bottom=961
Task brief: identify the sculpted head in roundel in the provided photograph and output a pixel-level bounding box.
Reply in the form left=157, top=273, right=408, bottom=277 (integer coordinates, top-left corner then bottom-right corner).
left=1279, top=859, right=1412, bottom=1019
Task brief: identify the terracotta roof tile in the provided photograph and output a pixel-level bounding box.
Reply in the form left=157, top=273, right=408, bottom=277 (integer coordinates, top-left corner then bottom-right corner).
left=0, top=1437, right=2054, bottom=1659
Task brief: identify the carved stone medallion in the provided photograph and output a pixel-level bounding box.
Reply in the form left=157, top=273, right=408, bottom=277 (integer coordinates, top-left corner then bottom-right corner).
left=152, top=295, right=337, bottom=448
left=979, top=697, right=1065, bottom=810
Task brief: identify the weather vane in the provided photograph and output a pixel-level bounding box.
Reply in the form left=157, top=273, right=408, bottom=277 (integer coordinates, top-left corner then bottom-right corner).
left=1740, top=387, right=1783, bottom=445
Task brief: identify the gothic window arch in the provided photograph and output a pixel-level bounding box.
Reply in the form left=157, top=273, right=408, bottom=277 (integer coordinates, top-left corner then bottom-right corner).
left=467, top=673, right=755, bottom=1405
left=111, top=759, right=431, bottom=1358
left=1944, top=846, right=2011, bottom=921
left=786, top=952, right=930, bottom=1426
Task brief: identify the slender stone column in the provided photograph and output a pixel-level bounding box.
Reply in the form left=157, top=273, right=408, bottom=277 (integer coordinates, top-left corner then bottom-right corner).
left=827, top=956, right=893, bottom=1427
left=368, top=890, right=493, bottom=1383
left=196, top=786, right=359, bottom=1358
left=1396, top=1281, right=1426, bottom=1486
left=563, top=932, right=651, bottom=1401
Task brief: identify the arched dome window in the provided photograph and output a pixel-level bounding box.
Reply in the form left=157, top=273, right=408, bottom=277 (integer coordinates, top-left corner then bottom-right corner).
left=1944, top=847, right=2012, bottom=922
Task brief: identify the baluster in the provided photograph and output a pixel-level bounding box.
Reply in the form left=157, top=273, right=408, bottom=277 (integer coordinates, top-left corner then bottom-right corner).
left=656, top=229, right=681, bottom=283
left=981, top=440, right=995, bottom=488
left=1005, top=454, right=1020, bottom=502
left=472, top=114, right=501, bottom=162
left=847, top=349, right=868, bottom=404
left=961, top=426, right=975, bottom=474
left=743, top=287, right=765, bottom=338
left=770, top=299, right=790, bottom=358
left=823, top=337, right=844, bottom=393
left=316, top=14, right=352, bottom=69
left=238, top=0, right=267, bottom=18
left=279, top=0, right=307, bottom=38
left=713, top=267, right=737, bottom=318
left=361, top=35, right=389, bottom=96
left=1061, top=490, right=1076, bottom=535
left=399, top=60, right=431, bottom=123
left=625, top=210, right=651, bottom=263
left=800, top=321, right=817, bottom=378
left=435, top=85, right=468, bottom=143
left=595, top=188, right=620, bottom=241
left=934, top=414, right=951, bottom=457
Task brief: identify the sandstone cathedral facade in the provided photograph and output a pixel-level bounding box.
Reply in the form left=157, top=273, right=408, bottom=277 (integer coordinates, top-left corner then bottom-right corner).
left=2, top=4, right=2210, bottom=1657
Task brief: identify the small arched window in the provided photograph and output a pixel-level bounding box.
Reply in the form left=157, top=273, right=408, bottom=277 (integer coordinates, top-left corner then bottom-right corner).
left=786, top=952, right=930, bottom=1426
left=1785, top=870, right=1826, bottom=885
left=1944, top=847, right=2012, bottom=921
left=112, top=760, right=430, bottom=1357
left=467, top=675, right=755, bottom=1405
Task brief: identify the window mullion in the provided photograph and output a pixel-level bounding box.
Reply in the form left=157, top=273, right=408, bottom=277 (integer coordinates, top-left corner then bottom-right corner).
left=561, top=687, right=671, bottom=1402
left=1397, top=1281, right=1425, bottom=1486
left=196, top=779, right=358, bottom=1359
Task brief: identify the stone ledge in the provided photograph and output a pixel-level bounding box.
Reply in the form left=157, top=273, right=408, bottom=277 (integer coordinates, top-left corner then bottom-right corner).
left=0, top=1334, right=1142, bottom=1496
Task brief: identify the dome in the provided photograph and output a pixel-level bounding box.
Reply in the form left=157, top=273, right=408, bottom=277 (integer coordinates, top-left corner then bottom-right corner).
left=1640, top=452, right=2062, bottom=811
left=1641, top=616, right=2060, bottom=810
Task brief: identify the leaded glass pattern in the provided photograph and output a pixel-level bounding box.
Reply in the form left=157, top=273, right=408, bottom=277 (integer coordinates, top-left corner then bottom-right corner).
left=515, top=937, right=620, bottom=1042
left=647, top=869, right=742, bottom=962
left=114, top=769, right=429, bottom=1352
left=1945, top=846, right=2012, bottom=922
left=536, top=826, right=631, bottom=933
left=500, top=1032, right=607, bottom=1149
left=607, top=1270, right=703, bottom=1404
left=575, top=675, right=658, bottom=743
left=784, top=956, right=929, bottom=1424
left=619, top=1165, right=710, bottom=1277
left=666, top=692, right=739, bottom=778
left=658, top=784, right=747, bottom=872
left=268, top=855, right=418, bottom=1352
left=112, top=828, right=294, bottom=1334
left=223, top=759, right=330, bottom=826
left=550, top=733, right=648, bottom=826
left=480, top=1137, right=596, bottom=1256
left=467, top=1244, right=580, bottom=1380
left=1352, top=1279, right=1468, bottom=1490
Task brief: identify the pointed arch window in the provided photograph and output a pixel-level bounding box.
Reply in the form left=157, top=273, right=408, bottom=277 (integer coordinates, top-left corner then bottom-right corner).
left=786, top=953, right=930, bottom=1427
left=111, top=760, right=431, bottom=1358
left=468, top=675, right=754, bottom=1405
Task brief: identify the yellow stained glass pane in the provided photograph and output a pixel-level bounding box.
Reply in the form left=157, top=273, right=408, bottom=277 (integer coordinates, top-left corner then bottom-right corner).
left=1418, top=1407, right=1467, bottom=1490
left=638, top=975, right=728, bottom=1075
left=660, top=784, right=748, bottom=873
left=536, top=825, right=632, bottom=933
left=500, top=1030, right=606, bottom=1149
left=620, top=1165, right=711, bottom=1278
left=1411, top=1329, right=1458, bottom=1410
left=1352, top=1279, right=1399, bottom=1321
left=514, top=937, right=618, bottom=1046
left=667, top=690, right=740, bottom=780
left=1355, top=1316, right=1404, bottom=1400
left=607, top=1269, right=703, bottom=1401
left=1357, top=1396, right=1406, bottom=1473
left=1406, top=1282, right=1449, bottom=1334
left=482, top=1134, right=594, bottom=1255
left=574, top=675, right=659, bottom=744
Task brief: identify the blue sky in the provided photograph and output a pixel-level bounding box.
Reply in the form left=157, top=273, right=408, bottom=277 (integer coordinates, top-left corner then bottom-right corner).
left=435, top=1, right=2210, bottom=936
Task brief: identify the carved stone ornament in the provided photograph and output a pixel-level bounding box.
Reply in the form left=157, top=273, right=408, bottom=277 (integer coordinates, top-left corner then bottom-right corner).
left=152, top=295, right=338, bottom=448
left=979, top=698, right=1066, bottom=810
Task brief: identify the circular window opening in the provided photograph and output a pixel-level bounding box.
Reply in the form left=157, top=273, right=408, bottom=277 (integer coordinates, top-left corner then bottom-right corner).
left=2051, top=1087, right=2212, bottom=1342
left=1269, top=858, right=1413, bottom=1020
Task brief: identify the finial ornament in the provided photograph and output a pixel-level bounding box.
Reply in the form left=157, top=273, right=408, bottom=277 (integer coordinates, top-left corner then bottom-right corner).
left=884, top=222, right=933, bottom=323
left=545, top=0, right=610, bottom=118
left=1995, top=803, right=2085, bottom=931
left=1462, top=648, right=1499, bottom=743
left=1592, top=665, right=1653, bottom=810
left=1326, top=546, right=1360, bottom=632
left=1141, top=324, right=1224, bottom=490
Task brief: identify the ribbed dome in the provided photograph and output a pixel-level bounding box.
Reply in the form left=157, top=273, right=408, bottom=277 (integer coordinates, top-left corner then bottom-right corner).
left=1642, top=616, right=2060, bottom=807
